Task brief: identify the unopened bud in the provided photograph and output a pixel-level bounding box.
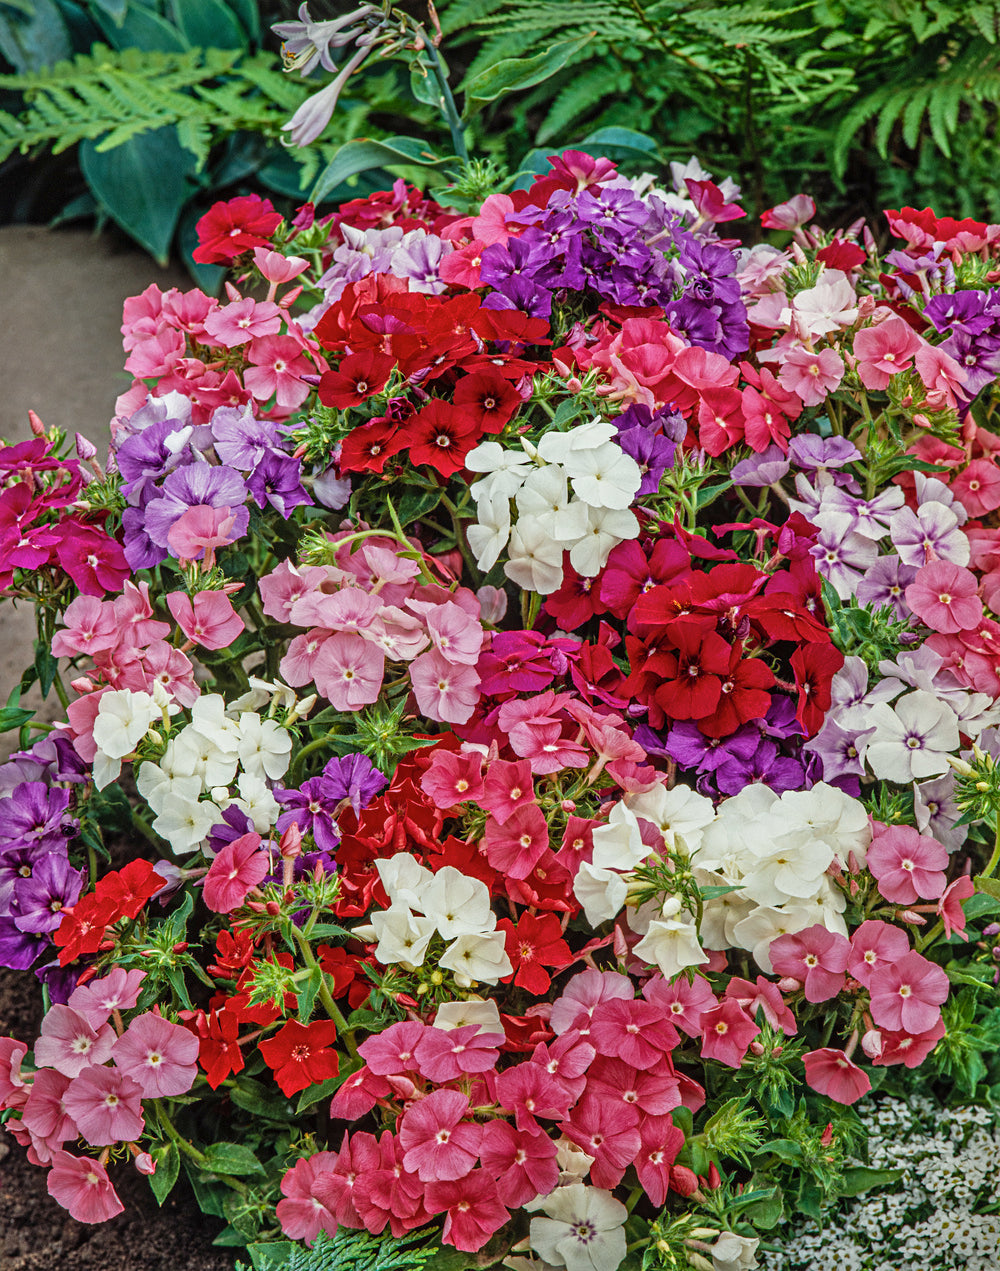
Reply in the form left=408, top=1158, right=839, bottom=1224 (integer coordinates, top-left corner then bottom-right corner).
left=75, top=432, right=98, bottom=462
left=749, top=1040, right=765, bottom=1056
left=777, top=976, right=801, bottom=993
left=278, top=285, right=304, bottom=308
left=134, top=1152, right=156, bottom=1175
left=820, top=1123, right=834, bottom=1146
left=861, top=1028, right=883, bottom=1060
left=561, top=799, right=577, bottom=812
left=28, top=409, right=47, bottom=437
left=279, top=822, right=303, bottom=860
left=265, top=901, right=281, bottom=917
left=171, top=942, right=189, bottom=954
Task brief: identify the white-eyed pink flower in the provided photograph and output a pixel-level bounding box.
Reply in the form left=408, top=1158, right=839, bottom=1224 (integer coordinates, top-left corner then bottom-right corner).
left=867, top=823, right=948, bottom=904
left=424, top=1170, right=510, bottom=1253
left=869, top=950, right=949, bottom=1033
left=47, top=1151, right=124, bottom=1222
left=112, top=1013, right=200, bottom=1097
left=409, top=649, right=480, bottom=724
left=63, top=1066, right=144, bottom=1146
left=398, top=1089, right=483, bottom=1182
left=769, top=925, right=850, bottom=1002
left=847, top=920, right=910, bottom=988
left=905, top=560, right=982, bottom=634
left=167, top=590, right=245, bottom=650
left=34, top=1006, right=116, bottom=1078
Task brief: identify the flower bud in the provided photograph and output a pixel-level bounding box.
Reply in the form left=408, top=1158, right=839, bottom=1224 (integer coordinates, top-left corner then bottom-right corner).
left=777, top=976, right=801, bottom=993
left=280, top=822, right=303, bottom=860
left=134, top=1152, right=156, bottom=1175
left=28, top=409, right=47, bottom=437
left=861, top=1028, right=883, bottom=1059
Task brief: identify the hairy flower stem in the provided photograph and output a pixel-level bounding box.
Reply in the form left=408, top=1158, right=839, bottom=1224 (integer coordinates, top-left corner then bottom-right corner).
left=154, top=1101, right=248, bottom=1195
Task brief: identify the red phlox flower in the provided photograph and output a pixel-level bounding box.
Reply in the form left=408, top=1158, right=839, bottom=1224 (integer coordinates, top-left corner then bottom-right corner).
left=276, top=1151, right=340, bottom=1244
left=207, top=927, right=258, bottom=980
left=769, top=925, right=850, bottom=1003
left=561, top=1093, right=641, bottom=1189
left=193, top=194, right=282, bottom=264
left=816, top=239, right=867, bottom=271
left=311, top=1130, right=380, bottom=1229
left=802, top=1048, right=871, bottom=1105
left=496, top=1059, right=572, bottom=1132
left=498, top=912, right=572, bottom=995
left=479, top=1119, right=558, bottom=1208
left=697, top=645, right=775, bottom=738
left=259, top=1019, right=339, bottom=1097
left=651, top=623, right=730, bottom=723
left=408, top=399, right=481, bottom=476
left=398, top=1089, right=483, bottom=1182
left=697, top=386, right=745, bottom=455
left=453, top=369, right=522, bottom=434
left=635, top=1114, right=685, bottom=1207
left=543, top=564, right=610, bottom=630
left=867, top=822, right=948, bottom=904
left=185, top=1007, right=245, bottom=1088
left=424, top=1169, right=510, bottom=1254
left=790, top=640, right=844, bottom=735
left=318, top=349, right=396, bottom=410
left=54, top=893, right=117, bottom=965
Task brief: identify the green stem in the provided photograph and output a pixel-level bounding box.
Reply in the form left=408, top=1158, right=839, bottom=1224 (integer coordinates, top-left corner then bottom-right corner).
left=290, top=925, right=358, bottom=1057
left=413, top=26, right=469, bottom=165
left=155, top=1101, right=247, bottom=1194
left=921, top=816, right=1000, bottom=952
left=288, top=730, right=339, bottom=785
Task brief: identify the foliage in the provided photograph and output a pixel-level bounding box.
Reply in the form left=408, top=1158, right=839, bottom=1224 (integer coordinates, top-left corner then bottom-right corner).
left=237, top=1228, right=444, bottom=1271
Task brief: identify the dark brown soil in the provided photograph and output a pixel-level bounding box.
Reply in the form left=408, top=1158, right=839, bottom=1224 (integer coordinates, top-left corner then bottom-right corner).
left=0, top=966, right=235, bottom=1271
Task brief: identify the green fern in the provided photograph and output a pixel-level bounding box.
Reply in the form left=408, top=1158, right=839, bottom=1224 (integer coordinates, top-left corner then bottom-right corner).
left=237, top=1228, right=443, bottom=1271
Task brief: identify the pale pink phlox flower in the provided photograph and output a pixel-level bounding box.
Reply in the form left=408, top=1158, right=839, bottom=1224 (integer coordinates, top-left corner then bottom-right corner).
left=252, top=247, right=310, bottom=285
left=112, top=1012, right=200, bottom=1098
left=905, top=559, right=982, bottom=634
left=776, top=346, right=845, bottom=407
left=867, top=822, right=948, bottom=904
left=409, top=650, right=480, bottom=724
left=244, top=334, right=314, bottom=412
left=761, top=194, right=816, bottom=230
left=852, top=315, right=924, bottom=390
left=550, top=968, right=633, bottom=1034
left=258, top=560, right=331, bottom=622
left=203, top=296, right=283, bottom=348
left=47, top=1150, right=124, bottom=1222
left=34, top=1005, right=116, bottom=1078
left=167, top=504, right=239, bottom=566
left=407, top=598, right=484, bottom=665
left=724, top=976, right=797, bottom=1034
left=312, top=631, right=386, bottom=709
left=868, top=950, right=949, bottom=1033
left=276, top=1151, right=341, bottom=1244
left=167, top=590, right=245, bottom=651
left=0, top=1037, right=28, bottom=1103
left=68, top=969, right=146, bottom=1025
left=63, top=1064, right=145, bottom=1146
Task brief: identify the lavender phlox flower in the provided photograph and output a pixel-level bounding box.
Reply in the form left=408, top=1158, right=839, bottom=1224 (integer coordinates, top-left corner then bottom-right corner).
left=804, top=718, right=876, bottom=782
left=392, top=231, right=451, bottom=294
left=822, top=486, right=903, bottom=540
left=810, top=526, right=879, bottom=599
left=7, top=736, right=88, bottom=788
left=731, top=446, right=790, bottom=487
left=913, top=470, right=967, bottom=522
left=142, top=462, right=250, bottom=550
left=13, top=856, right=84, bottom=934
left=212, top=403, right=282, bottom=472
left=889, top=500, right=970, bottom=568
left=787, top=434, right=861, bottom=473
left=116, top=417, right=197, bottom=506
left=854, top=554, right=918, bottom=619
left=0, top=782, right=76, bottom=852
left=913, top=773, right=966, bottom=851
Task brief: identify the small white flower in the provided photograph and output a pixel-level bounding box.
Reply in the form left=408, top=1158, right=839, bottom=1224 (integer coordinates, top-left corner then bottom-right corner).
left=528, top=1184, right=628, bottom=1271
left=420, top=866, right=495, bottom=939
left=568, top=505, right=639, bottom=577
left=573, top=861, right=630, bottom=926
left=153, top=794, right=223, bottom=854
left=505, top=516, right=566, bottom=594
left=467, top=485, right=511, bottom=571
left=590, top=802, right=647, bottom=872
left=232, top=771, right=280, bottom=832
left=438, top=930, right=512, bottom=983
left=375, top=854, right=435, bottom=910
left=236, top=712, right=293, bottom=781
left=632, top=913, right=709, bottom=978
left=92, top=689, right=160, bottom=761
left=371, top=906, right=436, bottom=967
left=433, top=997, right=503, bottom=1035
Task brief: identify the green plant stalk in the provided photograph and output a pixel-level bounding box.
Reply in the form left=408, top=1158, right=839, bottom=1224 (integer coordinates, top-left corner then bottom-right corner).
left=918, top=814, right=1000, bottom=953
left=289, top=924, right=358, bottom=1057
left=412, top=24, right=469, bottom=165
left=154, top=1101, right=248, bottom=1195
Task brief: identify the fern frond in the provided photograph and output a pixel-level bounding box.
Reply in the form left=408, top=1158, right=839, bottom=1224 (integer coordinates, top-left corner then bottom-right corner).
left=237, top=1227, right=442, bottom=1271
left=537, top=62, right=629, bottom=141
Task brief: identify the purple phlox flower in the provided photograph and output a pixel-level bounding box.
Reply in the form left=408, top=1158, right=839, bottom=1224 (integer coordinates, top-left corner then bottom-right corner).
left=482, top=278, right=552, bottom=320
left=803, top=718, right=876, bottom=781
left=0, top=840, right=53, bottom=913
left=730, top=446, right=790, bottom=487
left=577, top=187, right=650, bottom=234
left=662, top=720, right=759, bottom=774
left=275, top=777, right=343, bottom=855
left=913, top=471, right=966, bottom=521
left=115, top=418, right=197, bottom=506
left=889, top=501, right=970, bottom=568
left=678, top=239, right=742, bottom=305
left=0, top=783, right=76, bottom=852
left=0, top=917, right=46, bottom=970
left=616, top=427, right=676, bottom=496
left=479, top=237, right=552, bottom=291
left=13, top=856, right=84, bottom=934
left=321, top=752, right=388, bottom=812
left=205, top=805, right=257, bottom=858
left=854, top=554, right=918, bottom=619
left=759, top=695, right=805, bottom=739
left=121, top=502, right=168, bottom=571
left=787, top=434, right=861, bottom=473
left=8, top=736, right=88, bottom=789
left=392, top=231, right=451, bottom=294
left=142, top=462, right=250, bottom=550
left=246, top=452, right=312, bottom=518
left=923, top=290, right=993, bottom=336
left=810, top=527, right=879, bottom=599
left=616, top=403, right=686, bottom=444
left=715, top=738, right=803, bottom=794
left=212, top=404, right=281, bottom=471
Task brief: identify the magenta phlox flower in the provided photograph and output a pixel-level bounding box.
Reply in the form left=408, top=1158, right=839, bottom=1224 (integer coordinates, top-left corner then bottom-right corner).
left=276, top=1151, right=340, bottom=1244
left=398, top=1089, right=483, bottom=1182
left=643, top=972, right=718, bottom=1038
left=867, top=822, right=948, bottom=904
left=424, top=1169, right=510, bottom=1253
left=496, top=1059, right=572, bottom=1132
left=479, top=1119, right=558, bottom=1208
left=869, top=950, right=949, bottom=1033
left=483, top=803, right=549, bottom=879
left=312, top=1130, right=380, bottom=1227
left=699, top=1000, right=761, bottom=1068
left=34, top=1005, right=116, bottom=1078
left=47, top=1150, right=124, bottom=1222
left=167, top=590, right=245, bottom=650
left=561, top=1093, right=641, bottom=1189
left=419, top=749, right=485, bottom=809
left=905, top=559, right=982, bottom=633
left=587, top=997, right=680, bottom=1069
left=203, top=831, right=269, bottom=912
left=351, top=1130, right=428, bottom=1238
left=769, top=926, right=850, bottom=1003
left=357, top=1020, right=427, bottom=1075
left=112, top=1012, right=199, bottom=1097
left=527, top=1030, right=596, bottom=1103
left=635, top=1114, right=685, bottom=1207
left=847, top=920, right=910, bottom=988
left=550, top=969, right=633, bottom=1034
left=802, top=1047, right=871, bottom=1104
left=63, top=1065, right=144, bottom=1146
left=414, top=1024, right=502, bottom=1083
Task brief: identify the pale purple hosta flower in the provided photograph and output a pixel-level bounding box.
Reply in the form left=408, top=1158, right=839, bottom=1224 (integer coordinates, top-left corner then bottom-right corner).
left=889, top=500, right=970, bottom=568
left=273, top=4, right=379, bottom=77
left=913, top=773, right=967, bottom=852
left=282, top=40, right=375, bottom=147
left=810, top=527, right=879, bottom=599
left=865, top=690, right=960, bottom=782
left=855, top=554, right=918, bottom=619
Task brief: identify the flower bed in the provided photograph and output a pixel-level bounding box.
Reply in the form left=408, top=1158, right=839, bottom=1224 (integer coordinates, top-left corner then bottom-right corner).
left=2, top=153, right=1000, bottom=1271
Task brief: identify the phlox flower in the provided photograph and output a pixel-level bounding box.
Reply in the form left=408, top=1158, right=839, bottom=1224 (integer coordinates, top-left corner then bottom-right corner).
left=585, top=1055, right=681, bottom=1118
left=371, top=907, right=437, bottom=967
left=784, top=270, right=858, bottom=337
left=34, top=1005, right=116, bottom=1078
left=587, top=997, right=679, bottom=1070
left=497, top=1060, right=573, bottom=1132
left=414, top=1024, right=503, bottom=1083
left=244, top=334, right=314, bottom=411
left=904, top=560, right=982, bottom=634
left=484, top=804, right=550, bottom=879
left=47, top=1150, right=124, bottom=1223
left=276, top=1152, right=340, bottom=1244
left=311, top=631, right=385, bottom=710
left=236, top=712, right=293, bottom=781
left=419, top=866, right=495, bottom=940
left=68, top=969, right=145, bottom=1022
left=852, top=315, right=924, bottom=389
left=699, top=1000, right=761, bottom=1068
left=357, top=1020, right=426, bottom=1075
left=259, top=1019, right=339, bottom=1097
left=869, top=950, right=949, bottom=1033
left=167, top=589, right=244, bottom=649
left=425, top=1170, right=510, bottom=1253
left=479, top=1120, right=559, bottom=1209
left=409, top=650, right=480, bottom=724
left=398, top=1089, right=483, bottom=1182
left=505, top=518, right=566, bottom=594
left=634, top=1114, right=685, bottom=1208
left=847, top=920, right=911, bottom=988
left=112, top=1013, right=199, bottom=1098
left=21, top=1068, right=76, bottom=1150
left=311, top=1129, right=380, bottom=1227
left=761, top=193, right=816, bottom=229
left=561, top=1095, right=641, bottom=1190
left=63, top=1065, right=144, bottom=1146
left=867, top=823, right=948, bottom=904
left=865, top=690, right=959, bottom=782
left=439, top=930, right=512, bottom=984
left=0, top=1036, right=28, bottom=1102
left=643, top=973, right=718, bottom=1039
left=937, top=875, right=975, bottom=940
left=769, top=924, right=850, bottom=1002
left=550, top=969, right=633, bottom=1034
left=419, top=749, right=485, bottom=809
left=528, top=1183, right=627, bottom=1271
left=202, top=831, right=269, bottom=912
left=869, top=1017, right=946, bottom=1069
left=890, top=500, right=970, bottom=568
left=632, top=911, right=709, bottom=979
left=498, top=911, right=572, bottom=995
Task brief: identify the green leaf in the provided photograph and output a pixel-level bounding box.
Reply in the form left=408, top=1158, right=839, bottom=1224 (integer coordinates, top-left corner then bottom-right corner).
left=0, top=0, right=71, bottom=71
left=228, top=1076, right=294, bottom=1121
left=0, top=706, right=33, bottom=733
left=396, top=484, right=444, bottom=527
left=246, top=1241, right=296, bottom=1270
left=212, top=1224, right=253, bottom=1247
left=89, top=0, right=128, bottom=24
left=578, top=125, right=659, bottom=162
left=297, top=962, right=323, bottom=1023
left=310, top=137, right=454, bottom=205
left=201, top=1141, right=266, bottom=1177
left=976, top=874, right=1000, bottom=902
left=168, top=0, right=247, bottom=50
left=33, top=640, right=58, bottom=698
left=754, top=1137, right=802, bottom=1164
left=461, top=32, right=596, bottom=115
left=963, top=891, right=1000, bottom=919
left=839, top=1165, right=904, bottom=1197
left=91, top=4, right=188, bottom=52
left=224, top=0, right=261, bottom=44
left=80, top=126, right=196, bottom=264
left=148, top=1142, right=180, bottom=1205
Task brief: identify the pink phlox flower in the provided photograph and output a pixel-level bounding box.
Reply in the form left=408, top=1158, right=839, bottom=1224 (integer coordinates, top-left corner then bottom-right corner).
left=414, top=1024, right=502, bottom=1083
left=528, top=1030, right=596, bottom=1104
left=480, top=758, right=536, bottom=825
left=585, top=1054, right=681, bottom=1116
left=312, top=631, right=386, bottom=710
left=496, top=1060, right=572, bottom=1132
left=635, top=1114, right=685, bottom=1207
left=769, top=926, right=850, bottom=1003
left=497, top=691, right=589, bottom=774
left=0, top=1037, right=28, bottom=1103
left=160, top=286, right=218, bottom=336
left=34, top=1005, right=116, bottom=1078
left=111, top=1012, right=200, bottom=1097
left=166, top=504, right=239, bottom=566
left=203, top=831, right=269, bottom=912
left=699, top=1000, right=761, bottom=1068
left=870, top=1017, right=946, bottom=1068
left=312, top=1131, right=380, bottom=1229
left=47, top=1150, right=124, bottom=1222
left=951, top=459, right=1000, bottom=518
left=587, top=997, right=680, bottom=1070
left=352, top=1131, right=429, bottom=1238
left=368, top=604, right=429, bottom=660
left=724, top=976, right=798, bottom=1035
left=252, top=246, right=310, bottom=284
left=202, top=296, right=283, bottom=348
left=420, top=749, right=485, bottom=809
left=51, top=595, right=119, bottom=658
left=288, top=586, right=383, bottom=632
left=478, top=1119, right=558, bottom=1209
left=915, top=341, right=967, bottom=409
left=642, top=973, right=718, bottom=1038
left=563, top=698, right=646, bottom=767
left=473, top=194, right=515, bottom=246
left=68, top=969, right=145, bottom=1025
left=937, top=875, right=975, bottom=940
left=802, top=1047, right=871, bottom=1104
left=167, top=589, right=245, bottom=650
left=424, top=1169, right=510, bottom=1254
left=776, top=346, right=845, bottom=407
left=561, top=1093, right=641, bottom=1189
left=869, top=949, right=949, bottom=1033
left=280, top=628, right=333, bottom=687
left=259, top=559, right=331, bottom=622
left=357, top=1020, right=428, bottom=1075
left=761, top=194, right=816, bottom=230
left=786, top=270, right=858, bottom=337
left=329, top=1065, right=391, bottom=1120
left=124, top=325, right=185, bottom=378
left=21, top=1068, right=77, bottom=1148
left=867, top=822, right=948, bottom=904
left=63, top=1065, right=145, bottom=1146
left=398, top=1089, right=483, bottom=1182
left=483, top=803, right=550, bottom=879
left=905, top=559, right=982, bottom=634
left=113, top=581, right=171, bottom=648
left=852, top=315, right=924, bottom=389
left=133, top=639, right=199, bottom=707
left=276, top=1151, right=340, bottom=1244
left=407, top=598, right=484, bottom=666
left=244, top=334, right=313, bottom=411
left=409, top=649, right=480, bottom=725
left=846, top=920, right=911, bottom=989
left=550, top=969, right=633, bottom=1035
